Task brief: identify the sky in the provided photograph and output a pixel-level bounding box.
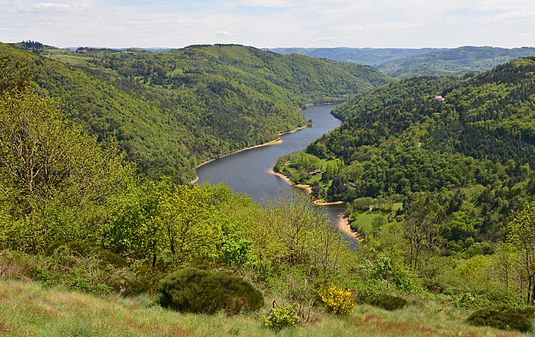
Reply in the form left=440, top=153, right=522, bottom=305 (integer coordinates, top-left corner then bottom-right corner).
left=1, top=0, right=535, bottom=48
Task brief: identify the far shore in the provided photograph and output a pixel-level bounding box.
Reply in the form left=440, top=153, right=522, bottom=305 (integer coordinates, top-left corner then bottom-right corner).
left=195, top=138, right=283, bottom=170
left=269, top=167, right=360, bottom=241
left=268, top=167, right=346, bottom=205
left=191, top=123, right=310, bottom=184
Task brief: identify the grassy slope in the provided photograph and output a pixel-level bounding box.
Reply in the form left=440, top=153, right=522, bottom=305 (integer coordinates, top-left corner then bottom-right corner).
left=0, top=281, right=530, bottom=337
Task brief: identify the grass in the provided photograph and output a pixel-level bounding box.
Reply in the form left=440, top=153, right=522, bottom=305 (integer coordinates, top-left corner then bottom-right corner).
left=0, top=280, right=532, bottom=337
left=349, top=203, right=403, bottom=235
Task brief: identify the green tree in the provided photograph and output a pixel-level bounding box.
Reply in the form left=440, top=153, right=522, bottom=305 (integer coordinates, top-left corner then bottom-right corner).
left=0, top=89, right=134, bottom=251
left=507, top=201, right=535, bottom=304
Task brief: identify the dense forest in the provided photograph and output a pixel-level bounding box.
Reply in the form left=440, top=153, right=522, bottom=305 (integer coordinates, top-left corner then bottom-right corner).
left=272, top=46, right=535, bottom=77
left=275, top=59, right=535, bottom=309
left=1, top=41, right=388, bottom=182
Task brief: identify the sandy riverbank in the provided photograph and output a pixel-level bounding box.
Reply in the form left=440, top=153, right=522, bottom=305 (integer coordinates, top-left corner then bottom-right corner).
left=268, top=167, right=346, bottom=206
left=337, top=214, right=360, bottom=241
left=278, top=125, right=307, bottom=136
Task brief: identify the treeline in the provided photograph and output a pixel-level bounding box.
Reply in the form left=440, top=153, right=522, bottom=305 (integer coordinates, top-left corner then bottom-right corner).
left=275, top=59, right=535, bottom=305
left=0, top=42, right=388, bottom=182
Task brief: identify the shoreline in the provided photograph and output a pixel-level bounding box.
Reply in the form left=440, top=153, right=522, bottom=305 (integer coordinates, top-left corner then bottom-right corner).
left=269, top=167, right=360, bottom=241
left=191, top=137, right=285, bottom=184
left=194, top=122, right=309, bottom=173
left=195, top=138, right=283, bottom=170
left=337, top=214, right=361, bottom=241
left=267, top=167, right=345, bottom=206
left=192, top=102, right=341, bottom=185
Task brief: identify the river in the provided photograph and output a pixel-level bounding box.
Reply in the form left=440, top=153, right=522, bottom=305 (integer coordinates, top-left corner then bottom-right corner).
left=196, top=104, right=356, bottom=247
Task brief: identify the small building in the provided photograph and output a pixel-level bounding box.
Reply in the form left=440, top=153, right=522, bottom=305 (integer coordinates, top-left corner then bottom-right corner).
left=434, top=95, right=445, bottom=102
left=308, top=169, right=323, bottom=176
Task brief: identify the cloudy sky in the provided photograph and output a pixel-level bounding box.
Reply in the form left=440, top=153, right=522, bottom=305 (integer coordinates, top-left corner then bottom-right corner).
left=1, top=0, right=534, bottom=48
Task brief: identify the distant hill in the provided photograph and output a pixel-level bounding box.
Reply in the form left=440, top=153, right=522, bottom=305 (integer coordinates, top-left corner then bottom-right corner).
left=1, top=42, right=388, bottom=181
left=379, top=46, right=535, bottom=77
left=271, top=46, right=535, bottom=77
left=269, top=47, right=438, bottom=66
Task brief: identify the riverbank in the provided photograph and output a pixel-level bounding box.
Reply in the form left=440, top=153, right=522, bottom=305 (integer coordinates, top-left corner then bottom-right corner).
left=193, top=122, right=310, bottom=174
left=269, top=167, right=360, bottom=241
left=337, top=214, right=361, bottom=241
left=196, top=138, right=283, bottom=170
left=191, top=138, right=284, bottom=184
left=268, top=167, right=345, bottom=205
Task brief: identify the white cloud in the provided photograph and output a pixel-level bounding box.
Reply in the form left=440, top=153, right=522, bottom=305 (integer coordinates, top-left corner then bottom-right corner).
left=227, top=0, right=295, bottom=8
left=0, top=0, right=533, bottom=48
left=33, top=2, right=70, bottom=10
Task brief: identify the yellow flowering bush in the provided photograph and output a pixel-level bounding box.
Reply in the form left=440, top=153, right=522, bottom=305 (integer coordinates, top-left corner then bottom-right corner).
left=319, top=284, right=354, bottom=315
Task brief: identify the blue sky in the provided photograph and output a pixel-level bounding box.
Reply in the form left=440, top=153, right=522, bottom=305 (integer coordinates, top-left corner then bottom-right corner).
left=1, top=0, right=534, bottom=48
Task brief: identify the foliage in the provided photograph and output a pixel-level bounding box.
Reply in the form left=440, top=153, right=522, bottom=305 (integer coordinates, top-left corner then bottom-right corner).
left=467, top=306, right=534, bottom=332
left=367, top=294, right=408, bottom=311
left=0, top=248, right=145, bottom=296
left=157, top=267, right=264, bottom=315
left=319, top=284, right=354, bottom=315
left=1, top=42, right=388, bottom=181
left=0, top=89, right=134, bottom=252
left=272, top=46, right=535, bottom=77
left=275, top=59, right=535, bottom=305
left=506, top=201, right=535, bottom=304
left=263, top=302, right=300, bottom=331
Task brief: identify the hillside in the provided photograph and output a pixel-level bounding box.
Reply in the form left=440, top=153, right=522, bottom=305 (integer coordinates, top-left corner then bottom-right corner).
left=271, top=46, right=535, bottom=77
left=1, top=280, right=530, bottom=337
left=1, top=42, right=388, bottom=181
left=275, top=58, right=534, bottom=263
left=380, top=46, right=535, bottom=77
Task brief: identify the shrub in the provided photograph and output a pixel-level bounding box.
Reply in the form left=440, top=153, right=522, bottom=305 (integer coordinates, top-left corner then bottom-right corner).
left=367, top=294, right=407, bottom=311
left=319, top=284, right=354, bottom=315
left=467, top=306, right=534, bottom=332
left=158, top=267, right=264, bottom=315
left=264, top=302, right=300, bottom=331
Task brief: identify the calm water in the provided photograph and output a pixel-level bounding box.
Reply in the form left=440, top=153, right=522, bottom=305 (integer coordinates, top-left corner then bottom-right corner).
left=197, top=105, right=356, bottom=246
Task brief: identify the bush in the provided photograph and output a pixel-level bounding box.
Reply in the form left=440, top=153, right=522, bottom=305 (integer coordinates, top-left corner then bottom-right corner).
left=158, top=267, right=264, bottom=315
left=264, top=302, right=300, bottom=331
left=367, top=294, right=407, bottom=311
left=64, top=242, right=127, bottom=267
left=319, top=284, right=354, bottom=315
left=467, top=306, right=534, bottom=332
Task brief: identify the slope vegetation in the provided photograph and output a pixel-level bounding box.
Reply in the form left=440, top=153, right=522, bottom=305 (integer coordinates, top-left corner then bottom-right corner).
left=272, top=46, right=535, bottom=77
left=276, top=58, right=534, bottom=250
left=1, top=42, right=388, bottom=181
left=0, top=281, right=528, bottom=337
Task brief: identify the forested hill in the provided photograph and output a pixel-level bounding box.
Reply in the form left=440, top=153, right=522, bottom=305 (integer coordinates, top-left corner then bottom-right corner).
left=380, top=46, right=535, bottom=77
left=271, top=46, right=535, bottom=77
left=275, top=58, right=534, bottom=245
left=0, top=42, right=388, bottom=181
